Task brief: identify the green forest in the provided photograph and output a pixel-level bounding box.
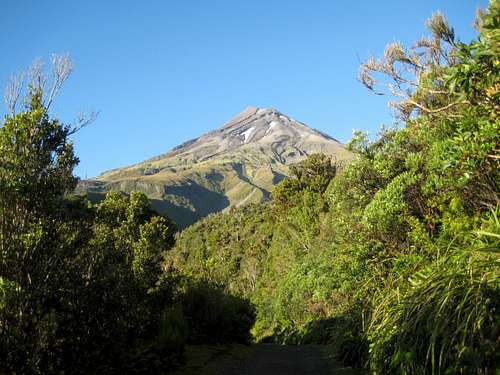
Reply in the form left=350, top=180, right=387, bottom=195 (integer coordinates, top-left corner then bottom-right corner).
left=1, top=3, right=499, bottom=374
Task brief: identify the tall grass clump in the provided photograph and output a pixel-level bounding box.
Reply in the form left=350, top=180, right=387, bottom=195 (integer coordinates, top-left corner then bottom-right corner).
left=368, top=211, right=500, bottom=374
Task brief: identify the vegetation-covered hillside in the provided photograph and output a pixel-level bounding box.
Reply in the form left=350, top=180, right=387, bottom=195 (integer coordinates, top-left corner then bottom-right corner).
left=169, top=4, right=499, bottom=373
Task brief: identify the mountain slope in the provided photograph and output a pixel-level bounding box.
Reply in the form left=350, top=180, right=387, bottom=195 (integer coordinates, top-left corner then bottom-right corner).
left=78, top=107, right=353, bottom=228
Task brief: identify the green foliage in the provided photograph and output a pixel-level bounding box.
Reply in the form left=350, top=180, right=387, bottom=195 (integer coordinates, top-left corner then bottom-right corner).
left=368, top=213, right=500, bottom=374
left=0, top=89, right=84, bottom=373
left=92, top=191, right=176, bottom=288
left=363, top=171, right=417, bottom=235
left=0, top=92, right=78, bottom=218
left=272, top=153, right=337, bottom=211
left=168, top=203, right=273, bottom=298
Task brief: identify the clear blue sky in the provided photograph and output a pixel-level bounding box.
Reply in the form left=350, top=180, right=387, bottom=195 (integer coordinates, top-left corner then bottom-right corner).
left=1, top=0, right=487, bottom=178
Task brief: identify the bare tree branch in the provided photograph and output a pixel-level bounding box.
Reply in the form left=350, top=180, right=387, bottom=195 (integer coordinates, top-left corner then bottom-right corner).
left=4, top=54, right=97, bottom=135
left=68, top=110, right=99, bottom=135
left=405, top=99, right=469, bottom=114
left=4, top=71, right=25, bottom=115
left=45, top=54, right=73, bottom=111
left=28, top=58, right=47, bottom=97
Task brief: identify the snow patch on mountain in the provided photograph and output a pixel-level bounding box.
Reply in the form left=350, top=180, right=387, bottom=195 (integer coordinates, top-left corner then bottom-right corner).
left=266, top=120, right=279, bottom=134
left=241, top=127, right=255, bottom=143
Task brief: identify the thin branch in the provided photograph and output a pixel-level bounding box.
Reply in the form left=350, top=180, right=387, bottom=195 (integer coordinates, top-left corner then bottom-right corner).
left=406, top=99, right=469, bottom=114
left=45, top=54, right=73, bottom=111
left=28, top=58, right=47, bottom=96
left=68, top=110, right=99, bottom=136
left=4, top=71, right=25, bottom=115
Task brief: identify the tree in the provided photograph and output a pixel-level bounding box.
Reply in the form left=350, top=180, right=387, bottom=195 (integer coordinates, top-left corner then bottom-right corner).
left=272, top=153, right=338, bottom=211
left=0, top=55, right=98, bottom=267
left=0, top=57, right=182, bottom=372
left=0, top=56, right=102, bottom=373
left=0, top=58, right=80, bottom=325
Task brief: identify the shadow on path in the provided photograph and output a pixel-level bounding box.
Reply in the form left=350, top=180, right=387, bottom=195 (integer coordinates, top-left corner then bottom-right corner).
left=215, top=344, right=361, bottom=375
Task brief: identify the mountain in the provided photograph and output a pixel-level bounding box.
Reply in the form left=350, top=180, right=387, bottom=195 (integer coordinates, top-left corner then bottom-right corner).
left=78, top=107, right=353, bottom=228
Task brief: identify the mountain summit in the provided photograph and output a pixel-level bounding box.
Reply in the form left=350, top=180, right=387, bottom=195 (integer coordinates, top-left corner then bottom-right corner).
left=79, top=107, right=352, bottom=227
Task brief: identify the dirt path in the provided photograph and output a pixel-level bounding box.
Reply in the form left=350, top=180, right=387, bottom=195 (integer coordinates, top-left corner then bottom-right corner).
left=175, top=344, right=361, bottom=375
left=214, top=344, right=360, bottom=375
